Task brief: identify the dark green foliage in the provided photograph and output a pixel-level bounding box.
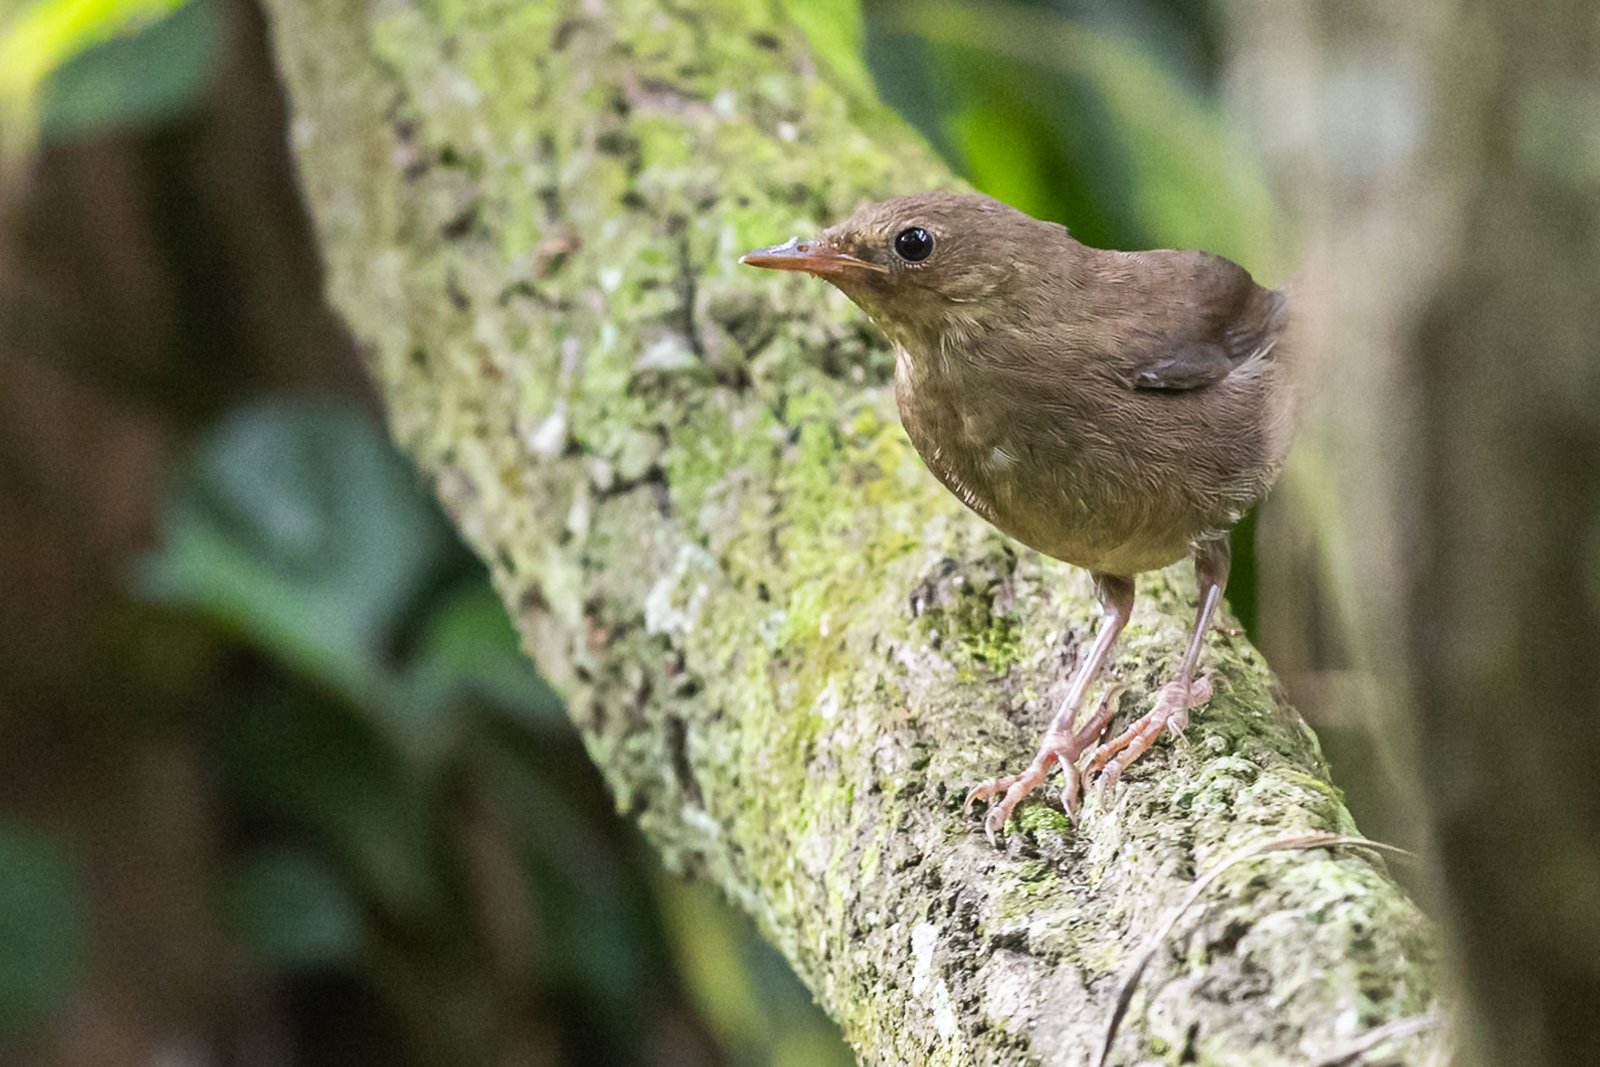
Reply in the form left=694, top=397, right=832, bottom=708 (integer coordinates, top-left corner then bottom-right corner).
left=119, top=400, right=839, bottom=1064
left=224, top=846, right=364, bottom=969
left=0, top=823, right=88, bottom=1041
left=134, top=402, right=660, bottom=1061
left=139, top=401, right=460, bottom=703
left=219, top=691, right=441, bottom=921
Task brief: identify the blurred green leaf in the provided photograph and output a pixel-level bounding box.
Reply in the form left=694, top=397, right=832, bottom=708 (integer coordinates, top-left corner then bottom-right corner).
left=36, top=0, right=216, bottom=141
left=657, top=876, right=855, bottom=1067
left=942, top=74, right=1111, bottom=239
left=869, top=0, right=1283, bottom=275
left=781, top=0, right=875, bottom=102
left=224, top=847, right=363, bottom=969
left=0, top=0, right=181, bottom=117
left=403, top=582, right=563, bottom=738
left=0, top=822, right=87, bottom=1041
left=657, top=876, right=767, bottom=1054
left=0, top=0, right=215, bottom=157
left=525, top=845, right=651, bottom=1023
left=140, top=400, right=456, bottom=705
left=221, top=694, right=438, bottom=920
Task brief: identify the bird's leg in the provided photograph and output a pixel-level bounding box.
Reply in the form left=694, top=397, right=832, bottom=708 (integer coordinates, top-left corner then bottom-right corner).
left=965, top=574, right=1135, bottom=842
left=1086, top=539, right=1231, bottom=792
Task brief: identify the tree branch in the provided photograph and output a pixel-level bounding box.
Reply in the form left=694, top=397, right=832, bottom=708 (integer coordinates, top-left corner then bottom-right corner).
left=260, top=0, right=1440, bottom=1061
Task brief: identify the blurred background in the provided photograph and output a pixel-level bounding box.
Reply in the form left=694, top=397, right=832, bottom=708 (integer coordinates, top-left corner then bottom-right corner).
left=0, top=0, right=1412, bottom=1063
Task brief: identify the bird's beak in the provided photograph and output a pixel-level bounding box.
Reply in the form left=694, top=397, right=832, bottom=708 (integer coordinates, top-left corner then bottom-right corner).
left=739, top=237, right=888, bottom=277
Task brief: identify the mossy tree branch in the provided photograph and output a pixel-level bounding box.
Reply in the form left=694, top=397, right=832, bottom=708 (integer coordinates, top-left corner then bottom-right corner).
left=260, top=0, right=1439, bottom=1061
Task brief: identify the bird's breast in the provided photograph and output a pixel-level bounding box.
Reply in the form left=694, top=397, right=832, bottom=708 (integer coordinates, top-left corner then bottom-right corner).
left=892, top=342, right=1198, bottom=574
left=893, top=345, right=1019, bottom=524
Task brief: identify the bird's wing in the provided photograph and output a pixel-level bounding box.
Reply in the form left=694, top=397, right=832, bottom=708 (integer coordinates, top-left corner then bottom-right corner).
left=1128, top=341, right=1238, bottom=391
left=1110, top=251, right=1287, bottom=394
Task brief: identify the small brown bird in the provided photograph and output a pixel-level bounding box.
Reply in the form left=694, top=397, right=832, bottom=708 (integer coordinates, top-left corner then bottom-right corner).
left=741, top=192, right=1293, bottom=841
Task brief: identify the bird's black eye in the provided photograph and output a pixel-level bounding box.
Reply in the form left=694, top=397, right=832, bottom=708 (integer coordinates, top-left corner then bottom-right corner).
left=893, top=227, right=934, bottom=263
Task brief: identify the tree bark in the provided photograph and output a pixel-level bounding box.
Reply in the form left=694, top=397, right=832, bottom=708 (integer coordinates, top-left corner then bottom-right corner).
left=260, top=0, right=1440, bottom=1062
left=1228, top=4, right=1600, bottom=1066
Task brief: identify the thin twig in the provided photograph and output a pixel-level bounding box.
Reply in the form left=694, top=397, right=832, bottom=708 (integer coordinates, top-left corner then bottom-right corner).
left=1309, top=1010, right=1445, bottom=1067
left=1093, top=831, right=1416, bottom=1067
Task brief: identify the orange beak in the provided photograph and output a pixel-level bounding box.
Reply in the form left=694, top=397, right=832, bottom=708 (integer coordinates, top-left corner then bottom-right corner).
left=739, top=237, right=888, bottom=277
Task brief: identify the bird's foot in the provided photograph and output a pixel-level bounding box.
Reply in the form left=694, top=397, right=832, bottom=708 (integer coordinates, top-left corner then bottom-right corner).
left=965, top=685, right=1128, bottom=844
left=1085, top=676, right=1214, bottom=796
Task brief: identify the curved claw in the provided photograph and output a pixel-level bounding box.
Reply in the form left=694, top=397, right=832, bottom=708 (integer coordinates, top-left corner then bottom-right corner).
left=1056, top=755, right=1083, bottom=824
left=980, top=771, right=1048, bottom=844
left=964, top=775, right=1018, bottom=815
left=1095, top=762, right=1122, bottom=800
left=984, top=801, right=1013, bottom=846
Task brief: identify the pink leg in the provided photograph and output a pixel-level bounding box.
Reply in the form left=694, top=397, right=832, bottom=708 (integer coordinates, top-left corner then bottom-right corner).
left=965, top=574, right=1135, bottom=843
left=1086, top=539, right=1231, bottom=791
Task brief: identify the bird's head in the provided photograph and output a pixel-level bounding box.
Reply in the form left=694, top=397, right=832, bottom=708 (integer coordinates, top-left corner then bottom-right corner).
left=740, top=192, right=1073, bottom=351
